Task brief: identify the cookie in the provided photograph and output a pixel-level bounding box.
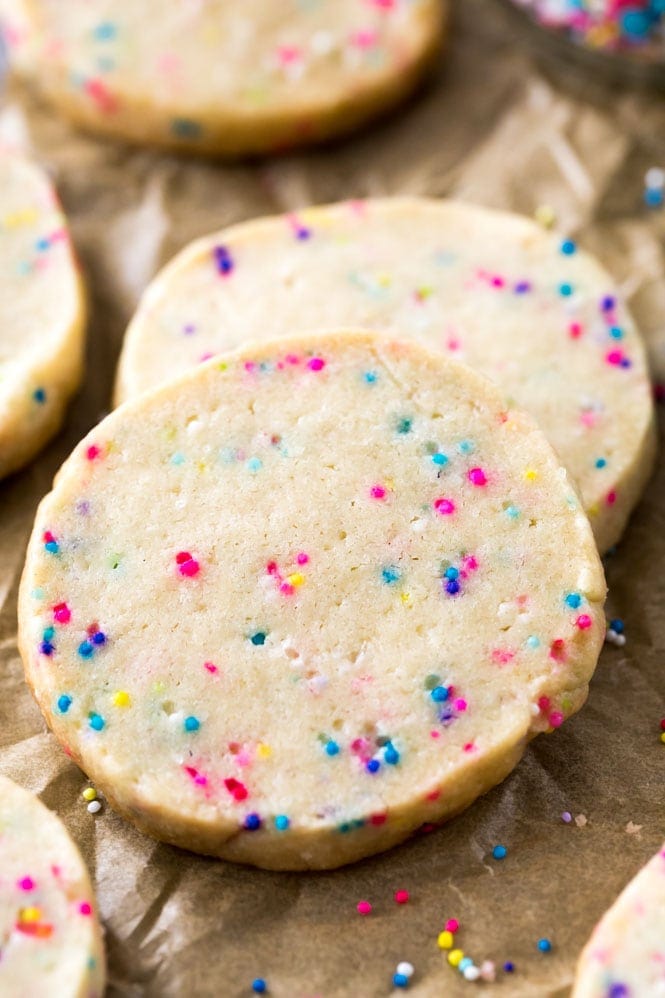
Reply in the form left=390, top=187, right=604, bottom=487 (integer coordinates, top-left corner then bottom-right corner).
left=573, top=844, right=665, bottom=997
left=115, top=198, right=656, bottom=553
left=0, top=1, right=446, bottom=156
left=19, top=331, right=606, bottom=870
left=0, top=150, right=86, bottom=480
left=0, top=775, right=105, bottom=998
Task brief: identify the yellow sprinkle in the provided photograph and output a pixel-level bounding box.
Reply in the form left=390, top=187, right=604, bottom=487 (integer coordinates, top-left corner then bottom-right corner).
left=400, top=592, right=411, bottom=605
left=113, top=691, right=131, bottom=708
left=534, top=204, right=556, bottom=229
left=437, top=931, right=454, bottom=949
left=287, top=572, right=305, bottom=588
left=3, top=208, right=38, bottom=228
left=196, top=460, right=208, bottom=473
left=217, top=361, right=228, bottom=371
left=378, top=273, right=392, bottom=288
left=524, top=468, right=538, bottom=482
left=153, top=681, right=166, bottom=694
left=20, top=907, right=41, bottom=923
left=660, top=731, right=665, bottom=744
left=587, top=503, right=599, bottom=518
left=257, top=743, right=272, bottom=759
left=448, top=949, right=464, bottom=967
left=82, top=787, right=97, bottom=802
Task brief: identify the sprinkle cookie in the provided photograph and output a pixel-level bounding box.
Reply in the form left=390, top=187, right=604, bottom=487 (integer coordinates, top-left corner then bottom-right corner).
left=0, top=151, right=85, bottom=480
left=0, top=776, right=105, bottom=998
left=115, top=198, right=655, bottom=553
left=0, top=1, right=446, bottom=156
left=573, top=844, right=665, bottom=997
left=20, top=332, right=606, bottom=870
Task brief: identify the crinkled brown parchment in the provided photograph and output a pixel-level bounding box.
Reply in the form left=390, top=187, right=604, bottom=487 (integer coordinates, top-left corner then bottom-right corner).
left=0, top=2, right=663, bottom=995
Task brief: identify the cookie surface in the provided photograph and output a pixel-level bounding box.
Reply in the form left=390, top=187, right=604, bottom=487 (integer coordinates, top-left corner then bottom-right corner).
left=115, top=198, right=655, bottom=553
left=0, top=776, right=105, bottom=998
left=1, top=1, right=445, bottom=156
left=573, top=844, right=665, bottom=997
left=0, top=151, right=85, bottom=480
left=20, top=332, right=606, bottom=870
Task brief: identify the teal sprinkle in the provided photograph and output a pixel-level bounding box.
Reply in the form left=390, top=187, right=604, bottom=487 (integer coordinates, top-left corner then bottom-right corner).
left=595, top=458, right=607, bottom=469
left=31, top=588, right=45, bottom=601
left=78, top=641, right=94, bottom=659
left=43, top=626, right=55, bottom=642
left=57, top=694, right=72, bottom=714
left=396, top=417, right=413, bottom=435
left=609, top=327, right=624, bottom=340
left=325, top=740, right=340, bottom=756
left=338, top=822, right=351, bottom=834
left=381, top=566, right=401, bottom=585
left=558, top=282, right=574, bottom=297
left=275, top=815, right=290, bottom=831
left=526, top=636, right=540, bottom=649
left=170, top=452, right=186, bottom=466
left=89, top=713, right=105, bottom=731
left=44, top=541, right=59, bottom=554
left=246, top=457, right=262, bottom=473
left=565, top=592, right=582, bottom=609
left=505, top=505, right=520, bottom=519
left=363, top=371, right=378, bottom=384
left=249, top=631, right=267, bottom=646
left=432, top=452, right=449, bottom=467
left=171, top=118, right=203, bottom=140
left=384, top=742, right=400, bottom=765
left=184, top=716, right=201, bottom=732
left=93, top=21, right=117, bottom=41
left=33, top=387, right=46, bottom=404
left=457, top=440, right=475, bottom=455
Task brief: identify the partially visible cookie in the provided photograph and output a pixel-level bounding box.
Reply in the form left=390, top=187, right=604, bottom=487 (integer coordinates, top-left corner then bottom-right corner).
left=573, top=844, right=665, bottom=997
left=20, top=331, right=606, bottom=870
left=0, top=1, right=446, bottom=156
left=114, top=197, right=656, bottom=553
left=0, top=775, right=105, bottom=998
left=0, top=151, right=85, bottom=480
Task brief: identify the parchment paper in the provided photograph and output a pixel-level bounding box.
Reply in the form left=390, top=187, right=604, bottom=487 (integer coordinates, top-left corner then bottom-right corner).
left=0, top=2, right=664, bottom=995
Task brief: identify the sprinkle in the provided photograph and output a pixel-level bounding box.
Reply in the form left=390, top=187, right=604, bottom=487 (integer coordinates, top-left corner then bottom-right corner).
left=464, top=967, right=481, bottom=981
left=175, top=551, right=200, bottom=577
left=492, top=844, right=507, bottom=860
left=433, top=498, right=455, bottom=515
left=564, top=592, right=582, bottom=609
left=535, top=204, right=556, bottom=228
left=244, top=813, right=261, bottom=831
left=610, top=618, right=624, bottom=634
left=370, top=485, right=387, bottom=499
left=224, top=778, right=248, bottom=801
left=560, top=239, right=577, bottom=255
left=18, top=877, right=35, bottom=891
left=184, top=716, right=200, bottom=732
left=57, top=694, right=72, bottom=713
left=87, top=801, right=102, bottom=814
left=251, top=980, right=267, bottom=995
left=33, top=387, right=46, bottom=404
left=562, top=811, right=572, bottom=823
left=88, top=713, right=105, bottom=731
left=364, top=371, right=378, bottom=384
left=431, top=686, right=449, bottom=703
left=503, top=961, right=515, bottom=972
left=325, top=740, right=340, bottom=756
left=213, top=245, right=234, bottom=276
left=274, top=815, right=290, bottom=831
left=249, top=631, right=267, bottom=646
left=366, top=759, right=381, bottom=773
left=468, top=467, right=487, bottom=486
left=82, top=788, right=97, bottom=802
left=78, top=641, right=94, bottom=659
left=307, top=357, right=325, bottom=372
left=381, top=566, right=402, bottom=585
left=393, top=973, right=409, bottom=989
left=394, top=890, right=410, bottom=904
left=79, top=902, right=92, bottom=916
left=86, top=444, right=102, bottom=462
left=53, top=602, right=71, bottom=624
left=537, top=938, right=552, bottom=953
left=357, top=900, right=372, bottom=915
left=396, top=962, right=414, bottom=978
left=396, top=417, right=412, bottom=434
left=448, top=949, right=464, bottom=967
left=437, top=931, right=454, bottom=949
left=112, top=691, right=130, bottom=707
left=558, top=282, right=573, bottom=297
left=384, top=743, right=400, bottom=765
left=445, top=919, right=459, bottom=933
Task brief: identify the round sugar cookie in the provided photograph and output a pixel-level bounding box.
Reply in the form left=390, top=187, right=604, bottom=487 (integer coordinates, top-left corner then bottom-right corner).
left=115, top=198, right=656, bottom=553
left=573, top=844, right=665, bottom=997
left=0, top=151, right=85, bottom=480
left=0, top=776, right=105, bottom=998
left=0, top=1, right=446, bottom=156
left=20, top=332, right=606, bottom=871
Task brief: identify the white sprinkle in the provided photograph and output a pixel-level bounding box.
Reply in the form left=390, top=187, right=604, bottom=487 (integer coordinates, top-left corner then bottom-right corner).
left=605, top=629, right=626, bottom=647
left=480, top=960, right=496, bottom=982
left=464, top=966, right=481, bottom=981
left=646, top=167, right=665, bottom=189
left=87, top=800, right=102, bottom=814
left=396, top=962, right=414, bottom=979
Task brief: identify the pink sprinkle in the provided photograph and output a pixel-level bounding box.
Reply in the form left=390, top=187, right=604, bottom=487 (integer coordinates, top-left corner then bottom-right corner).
left=491, top=276, right=505, bottom=288
left=86, top=445, right=101, bottom=461
left=606, top=350, right=623, bottom=366
left=468, top=467, right=487, bottom=487
left=307, top=357, right=325, bottom=372
left=53, top=603, right=71, bottom=624
left=84, top=78, right=118, bottom=114
left=580, top=410, right=597, bottom=428
left=277, top=44, right=302, bottom=65
left=430, top=730, right=441, bottom=739
left=454, top=698, right=467, bottom=712
left=569, top=322, right=583, bottom=339
left=266, top=561, right=278, bottom=575
left=199, top=352, right=214, bottom=363
left=370, top=485, right=387, bottom=500
left=394, top=890, right=410, bottom=904
left=78, top=902, right=92, bottom=916
left=17, top=877, right=35, bottom=892
left=224, top=778, right=248, bottom=802
left=606, top=490, right=617, bottom=506
left=351, top=29, right=378, bottom=48
left=204, top=661, right=218, bottom=674
left=280, top=582, right=295, bottom=596
left=176, top=552, right=200, bottom=577
left=296, top=552, right=310, bottom=565
left=538, top=696, right=551, bottom=712
left=445, top=919, right=459, bottom=933
left=357, top=901, right=372, bottom=915
left=550, top=639, right=566, bottom=662
left=43, top=530, right=56, bottom=544
left=184, top=765, right=207, bottom=786
left=285, top=353, right=300, bottom=366
left=434, top=497, right=456, bottom=515
left=549, top=711, right=564, bottom=728
left=576, top=614, right=593, bottom=630
left=491, top=648, right=515, bottom=665
left=426, top=789, right=441, bottom=802
left=463, top=555, right=478, bottom=572
left=463, top=742, right=476, bottom=752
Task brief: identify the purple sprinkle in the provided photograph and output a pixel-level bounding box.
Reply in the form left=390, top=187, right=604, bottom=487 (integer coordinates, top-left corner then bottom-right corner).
left=75, top=500, right=90, bottom=516
left=213, top=245, right=234, bottom=276
left=601, top=295, right=616, bottom=312
left=296, top=226, right=311, bottom=241
left=445, top=578, right=461, bottom=595
left=620, top=358, right=632, bottom=369
left=608, top=985, right=629, bottom=998
left=514, top=280, right=532, bottom=294
left=183, top=323, right=197, bottom=336
left=561, top=811, right=572, bottom=823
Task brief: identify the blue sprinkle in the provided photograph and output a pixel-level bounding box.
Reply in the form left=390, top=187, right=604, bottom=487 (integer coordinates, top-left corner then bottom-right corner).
left=246, top=457, right=262, bottom=473
left=244, top=813, right=261, bottom=831
left=601, top=295, right=616, bottom=312
left=458, top=957, right=473, bottom=972
left=325, top=740, right=340, bottom=756
left=184, top=716, right=200, bottom=732
left=274, top=815, right=290, bottom=831
left=363, top=371, right=378, bottom=384
left=558, top=282, right=574, bottom=297
left=33, top=387, right=46, bottom=404
left=213, top=245, right=234, bottom=275
left=458, top=440, right=474, bottom=455
left=609, top=618, right=624, bottom=634
left=504, top=961, right=515, bottom=973
left=393, top=974, right=409, bottom=989
left=595, top=458, right=607, bottom=469
left=609, top=327, right=624, bottom=340
left=431, top=686, right=449, bottom=703
left=44, top=541, right=59, bottom=554
left=381, top=566, right=401, bottom=586
left=92, top=631, right=106, bottom=646
left=78, top=641, right=94, bottom=659
left=252, top=980, right=267, bottom=995
left=514, top=280, right=531, bottom=294
left=89, top=713, right=105, bottom=731
left=644, top=187, right=664, bottom=208
left=560, top=239, right=577, bottom=255
left=40, top=641, right=55, bottom=656
left=445, top=579, right=461, bottom=596
left=384, top=743, right=400, bottom=765
left=432, top=452, right=448, bottom=466
left=249, top=631, right=267, bottom=646
left=564, top=593, right=582, bottom=610
left=35, top=237, right=50, bottom=252
left=366, top=759, right=381, bottom=774
left=93, top=21, right=117, bottom=41
left=492, top=844, right=507, bottom=860
left=537, top=938, right=552, bottom=953
left=396, top=417, right=412, bottom=434
left=57, top=694, right=72, bottom=714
